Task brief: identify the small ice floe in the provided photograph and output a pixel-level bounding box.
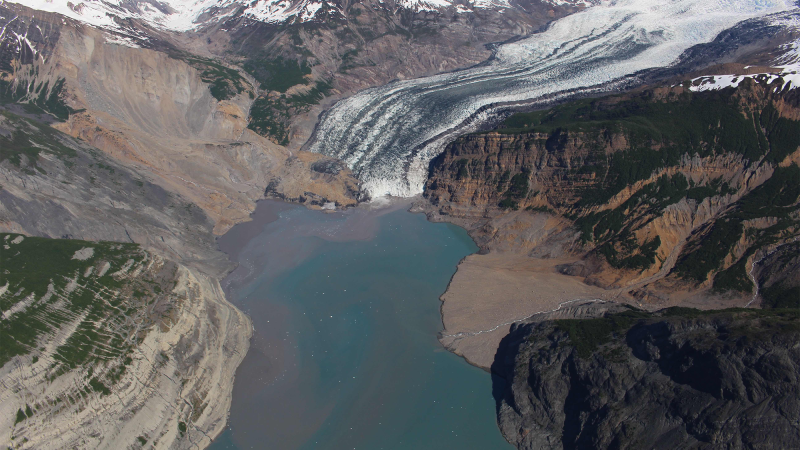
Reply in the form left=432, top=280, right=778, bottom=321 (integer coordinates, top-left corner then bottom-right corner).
left=72, top=247, right=95, bottom=261
left=10, top=235, right=24, bottom=244
left=321, top=202, right=336, bottom=211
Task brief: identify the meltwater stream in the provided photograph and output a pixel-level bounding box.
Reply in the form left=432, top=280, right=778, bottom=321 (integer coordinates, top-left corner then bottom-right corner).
left=307, top=0, right=796, bottom=198
left=209, top=200, right=511, bottom=449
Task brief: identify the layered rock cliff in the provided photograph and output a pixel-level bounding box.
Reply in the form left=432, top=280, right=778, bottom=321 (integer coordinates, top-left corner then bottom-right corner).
left=422, top=69, right=800, bottom=370
left=426, top=75, right=800, bottom=303
left=0, top=234, right=249, bottom=450
left=492, top=306, right=800, bottom=449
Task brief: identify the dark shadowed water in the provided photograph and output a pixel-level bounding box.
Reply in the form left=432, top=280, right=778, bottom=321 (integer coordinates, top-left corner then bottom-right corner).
left=208, top=200, right=510, bottom=450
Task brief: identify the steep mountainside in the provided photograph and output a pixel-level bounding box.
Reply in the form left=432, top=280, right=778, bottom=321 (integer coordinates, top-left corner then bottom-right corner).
left=426, top=72, right=800, bottom=302
left=492, top=306, right=800, bottom=449
left=0, top=2, right=360, bottom=235
left=0, top=234, right=249, bottom=449
left=0, top=81, right=254, bottom=449
left=208, top=0, right=586, bottom=145
left=0, top=0, right=591, bottom=447
left=8, top=0, right=588, bottom=146
left=0, top=104, right=228, bottom=275
left=0, top=6, right=268, bottom=448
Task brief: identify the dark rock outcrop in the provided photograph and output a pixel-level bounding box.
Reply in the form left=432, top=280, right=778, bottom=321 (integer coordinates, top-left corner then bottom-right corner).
left=492, top=308, right=800, bottom=449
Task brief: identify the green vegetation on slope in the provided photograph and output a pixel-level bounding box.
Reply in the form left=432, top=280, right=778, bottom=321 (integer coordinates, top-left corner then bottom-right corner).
left=248, top=81, right=332, bottom=144
left=673, top=165, right=800, bottom=290
left=168, top=51, right=251, bottom=101
left=0, top=233, right=176, bottom=388
left=0, top=68, right=78, bottom=120
left=0, top=109, right=77, bottom=173
left=244, top=56, right=312, bottom=93
left=556, top=307, right=800, bottom=359
left=496, top=80, right=799, bottom=277
left=554, top=309, right=649, bottom=358
left=498, top=80, right=799, bottom=206
left=571, top=173, right=688, bottom=270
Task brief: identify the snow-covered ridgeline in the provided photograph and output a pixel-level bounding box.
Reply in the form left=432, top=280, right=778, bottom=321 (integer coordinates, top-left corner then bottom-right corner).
left=689, top=66, right=800, bottom=92
left=306, top=0, right=799, bottom=198
left=4, top=0, right=586, bottom=34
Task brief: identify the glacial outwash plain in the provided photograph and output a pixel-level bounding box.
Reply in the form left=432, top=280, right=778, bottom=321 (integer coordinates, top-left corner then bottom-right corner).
left=0, top=0, right=799, bottom=449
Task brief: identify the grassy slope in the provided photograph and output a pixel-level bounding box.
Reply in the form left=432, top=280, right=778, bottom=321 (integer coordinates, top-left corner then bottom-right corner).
left=0, top=233, right=175, bottom=394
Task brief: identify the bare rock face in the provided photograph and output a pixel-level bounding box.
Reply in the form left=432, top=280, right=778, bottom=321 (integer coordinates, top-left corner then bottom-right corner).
left=1, top=2, right=361, bottom=235
left=204, top=0, right=585, bottom=146
left=492, top=307, right=800, bottom=450
left=754, top=241, right=800, bottom=309
left=0, top=106, right=229, bottom=277
left=0, top=236, right=250, bottom=450
left=424, top=77, right=800, bottom=306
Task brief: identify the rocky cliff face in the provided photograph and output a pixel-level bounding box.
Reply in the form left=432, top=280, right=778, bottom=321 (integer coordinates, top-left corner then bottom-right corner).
left=0, top=82, right=255, bottom=450
left=205, top=0, right=585, bottom=145
left=492, top=307, right=800, bottom=449
left=1, top=2, right=361, bottom=236
left=0, top=6, right=269, bottom=448
left=0, top=234, right=249, bottom=450
left=0, top=104, right=228, bottom=276
left=425, top=75, right=800, bottom=305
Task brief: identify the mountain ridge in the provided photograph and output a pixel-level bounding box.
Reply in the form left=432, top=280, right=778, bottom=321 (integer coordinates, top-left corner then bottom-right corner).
left=8, top=0, right=592, bottom=37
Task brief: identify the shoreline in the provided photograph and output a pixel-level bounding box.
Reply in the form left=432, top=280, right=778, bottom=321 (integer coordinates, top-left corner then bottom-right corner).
left=208, top=196, right=424, bottom=447
left=206, top=195, right=511, bottom=448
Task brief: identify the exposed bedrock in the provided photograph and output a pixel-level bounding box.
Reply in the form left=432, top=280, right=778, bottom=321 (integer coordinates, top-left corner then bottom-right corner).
left=0, top=2, right=360, bottom=236
left=492, top=306, right=800, bottom=449
left=422, top=73, right=800, bottom=369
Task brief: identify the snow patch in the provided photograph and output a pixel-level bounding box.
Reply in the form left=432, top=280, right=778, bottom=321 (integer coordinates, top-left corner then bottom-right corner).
left=8, top=0, right=534, bottom=33
left=2, top=292, right=36, bottom=320
left=688, top=66, right=800, bottom=92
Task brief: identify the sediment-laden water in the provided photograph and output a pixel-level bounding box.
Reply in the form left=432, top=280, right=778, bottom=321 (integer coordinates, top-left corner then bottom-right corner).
left=209, top=200, right=511, bottom=449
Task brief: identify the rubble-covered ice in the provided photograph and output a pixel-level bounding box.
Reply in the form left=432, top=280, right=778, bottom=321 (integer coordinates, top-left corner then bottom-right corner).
left=306, top=0, right=798, bottom=198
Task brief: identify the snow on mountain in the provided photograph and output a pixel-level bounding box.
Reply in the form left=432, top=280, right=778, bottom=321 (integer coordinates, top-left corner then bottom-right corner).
left=688, top=67, right=800, bottom=92
left=243, top=0, right=335, bottom=24
left=4, top=0, right=593, bottom=35
left=3, top=0, right=239, bottom=32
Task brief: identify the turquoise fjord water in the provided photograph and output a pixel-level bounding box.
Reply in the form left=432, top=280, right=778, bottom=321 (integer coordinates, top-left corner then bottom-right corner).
left=209, top=200, right=510, bottom=450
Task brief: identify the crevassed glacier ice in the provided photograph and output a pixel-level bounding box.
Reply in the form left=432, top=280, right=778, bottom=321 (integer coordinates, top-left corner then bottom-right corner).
left=306, top=0, right=798, bottom=198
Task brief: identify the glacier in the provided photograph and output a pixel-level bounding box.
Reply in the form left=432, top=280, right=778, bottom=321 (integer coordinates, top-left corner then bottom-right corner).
left=305, top=0, right=799, bottom=198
